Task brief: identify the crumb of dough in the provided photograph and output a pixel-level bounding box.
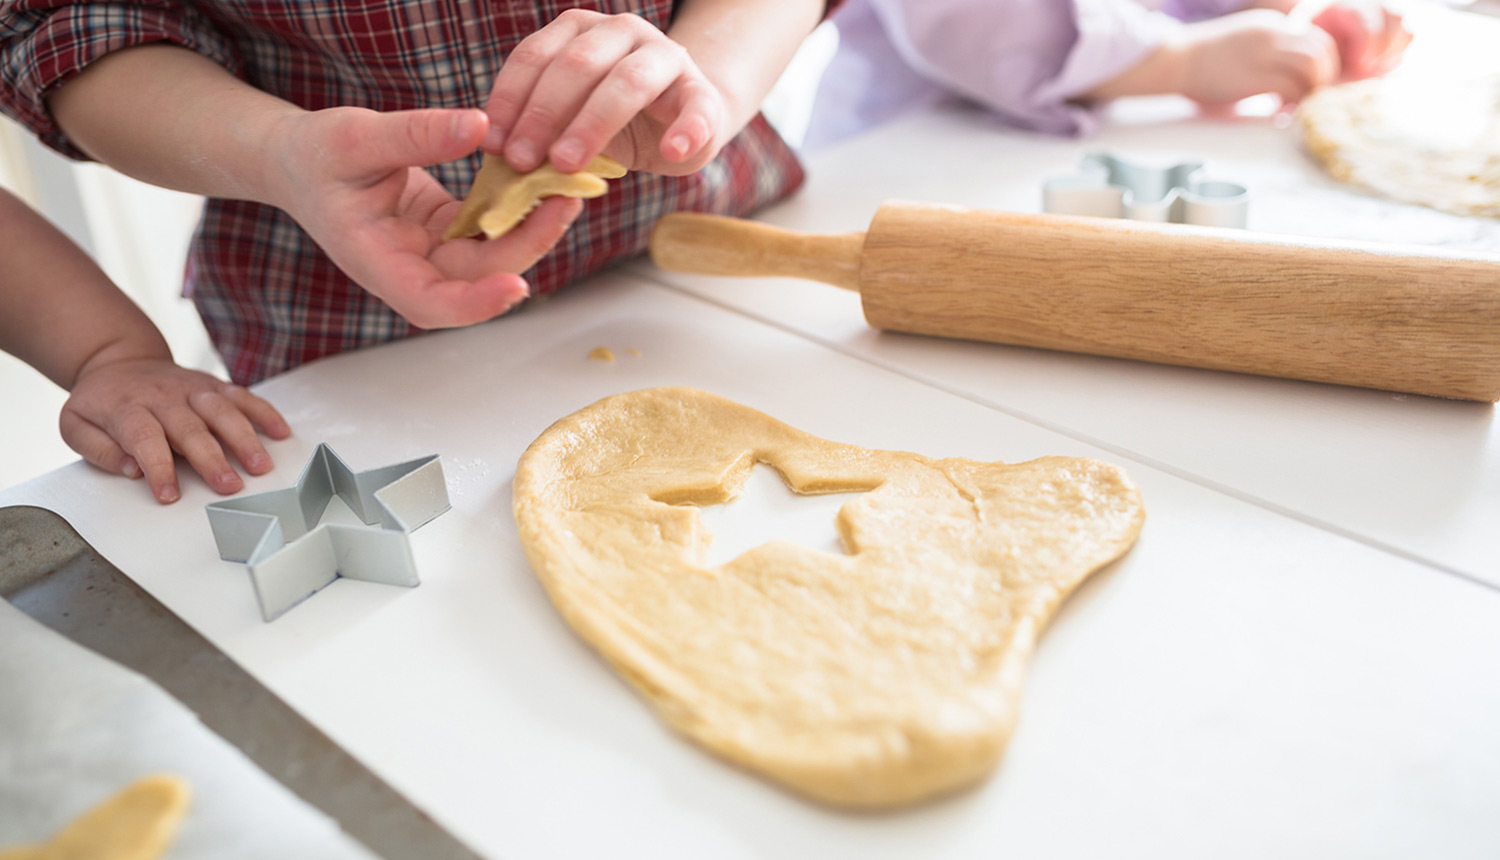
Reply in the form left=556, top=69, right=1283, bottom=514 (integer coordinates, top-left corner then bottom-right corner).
left=513, top=387, right=1145, bottom=809
left=443, top=154, right=628, bottom=241
left=626, top=347, right=642, bottom=357
left=588, top=346, right=616, bottom=362
left=0, top=775, right=190, bottom=860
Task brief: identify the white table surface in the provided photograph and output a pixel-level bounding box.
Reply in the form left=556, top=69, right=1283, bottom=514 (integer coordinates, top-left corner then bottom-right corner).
left=3, top=270, right=1499, bottom=858
left=632, top=4, right=1500, bottom=586
left=4, top=6, right=1499, bottom=856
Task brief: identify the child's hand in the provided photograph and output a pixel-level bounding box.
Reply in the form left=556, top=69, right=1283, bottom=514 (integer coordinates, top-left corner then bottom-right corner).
left=1311, top=3, right=1412, bottom=80
left=1178, top=9, right=1341, bottom=106
left=482, top=9, right=729, bottom=177
left=272, top=106, right=584, bottom=329
left=60, top=359, right=292, bottom=504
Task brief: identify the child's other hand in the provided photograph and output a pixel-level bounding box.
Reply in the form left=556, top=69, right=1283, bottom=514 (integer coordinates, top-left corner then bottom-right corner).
left=273, top=106, right=584, bottom=329
left=1178, top=9, right=1340, bottom=106
left=60, top=359, right=291, bottom=504
left=1311, top=3, right=1412, bottom=80
left=482, top=9, right=729, bottom=176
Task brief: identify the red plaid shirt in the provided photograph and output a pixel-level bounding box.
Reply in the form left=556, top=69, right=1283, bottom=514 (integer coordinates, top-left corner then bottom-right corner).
left=1, top=1, right=820, bottom=384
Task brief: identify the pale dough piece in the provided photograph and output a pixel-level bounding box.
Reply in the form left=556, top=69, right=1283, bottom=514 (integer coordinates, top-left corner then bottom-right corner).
left=1300, top=75, right=1500, bottom=217
left=587, top=346, right=616, bottom=362
left=442, top=153, right=628, bottom=241
left=0, top=775, right=190, bottom=860
left=513, top=387, right=1145, bottom=808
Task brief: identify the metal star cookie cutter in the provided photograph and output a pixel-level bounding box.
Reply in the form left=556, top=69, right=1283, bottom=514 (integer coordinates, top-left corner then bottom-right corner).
left=1043, top=151, right=1249, bottom=228
left=205, top=443, right=450, bottom=622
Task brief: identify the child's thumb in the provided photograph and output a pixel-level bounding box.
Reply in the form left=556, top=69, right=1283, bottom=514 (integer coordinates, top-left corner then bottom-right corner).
left=361, top=108, right=489, bottom=170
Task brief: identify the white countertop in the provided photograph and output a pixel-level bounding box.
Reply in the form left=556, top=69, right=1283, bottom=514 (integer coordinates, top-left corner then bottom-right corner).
left=4, top=271, right=1499, bottom=858
left=4, top=6, right=1499, bottom=857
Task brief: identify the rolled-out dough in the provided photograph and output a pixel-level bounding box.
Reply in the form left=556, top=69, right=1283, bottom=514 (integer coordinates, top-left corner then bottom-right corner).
left=442, top=153, right=627, bottom=241
left=513, top=387, right=1145, bottom=808
left=1300, top=75, right=1500, bottom=217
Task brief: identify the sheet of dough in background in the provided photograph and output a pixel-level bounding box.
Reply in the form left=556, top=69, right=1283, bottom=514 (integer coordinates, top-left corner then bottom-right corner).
left=1299, top=30, right=1500, bottom=218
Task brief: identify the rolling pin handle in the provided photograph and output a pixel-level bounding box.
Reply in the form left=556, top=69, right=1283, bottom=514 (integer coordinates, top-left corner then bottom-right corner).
left=650, top=213, right=864, bottom=292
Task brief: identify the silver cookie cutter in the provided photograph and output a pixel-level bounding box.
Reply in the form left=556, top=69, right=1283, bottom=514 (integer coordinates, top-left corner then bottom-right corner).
left=206, top=443, right=450, bottom=621
left=1043, top=151, right=1249, bottom=228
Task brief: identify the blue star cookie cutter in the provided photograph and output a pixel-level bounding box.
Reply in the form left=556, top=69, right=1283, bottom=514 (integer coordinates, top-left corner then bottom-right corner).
left=1043, top=151, right=1249, bottom=228
left=205, top=443, right=450, bottom=621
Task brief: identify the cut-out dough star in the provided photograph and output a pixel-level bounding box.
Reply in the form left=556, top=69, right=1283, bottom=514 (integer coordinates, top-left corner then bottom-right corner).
left=443, top=153, right=627, bottom=241
left=0, top=775, right=190, bottom=860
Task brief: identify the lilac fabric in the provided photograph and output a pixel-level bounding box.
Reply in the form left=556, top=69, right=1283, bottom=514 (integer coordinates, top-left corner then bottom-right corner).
left=806, top=0, right=1250, bottom=147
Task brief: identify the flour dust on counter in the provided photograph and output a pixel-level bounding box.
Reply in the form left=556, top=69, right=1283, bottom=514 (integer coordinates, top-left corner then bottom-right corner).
left=512, top=386, right=1145, bottom=809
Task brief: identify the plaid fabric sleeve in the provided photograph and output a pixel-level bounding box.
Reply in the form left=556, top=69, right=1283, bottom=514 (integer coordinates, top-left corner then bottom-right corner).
left=0, top=0, right=242, bottom=160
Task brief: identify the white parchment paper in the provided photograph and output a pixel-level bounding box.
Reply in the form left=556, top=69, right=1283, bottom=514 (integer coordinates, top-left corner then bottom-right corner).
left=0, top=600, right=378, bottom=858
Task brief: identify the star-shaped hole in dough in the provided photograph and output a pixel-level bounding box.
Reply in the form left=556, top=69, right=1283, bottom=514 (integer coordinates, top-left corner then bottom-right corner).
left=693, top=462, right=868, bottom=567
left=442, top=153, right=627, bottom=241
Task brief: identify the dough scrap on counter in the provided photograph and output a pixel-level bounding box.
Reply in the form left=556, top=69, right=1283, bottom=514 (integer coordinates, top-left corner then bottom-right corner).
left=513, top=387, right=1145, bottom=809
left=442, top=153, right=627, bottom=241
left=1300, top=75, right=1500, bottom=217
left=0, top=774, right=190, bottom=860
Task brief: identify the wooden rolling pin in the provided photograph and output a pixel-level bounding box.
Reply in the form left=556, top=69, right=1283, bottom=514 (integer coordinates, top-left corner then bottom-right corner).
left=650, top=203, right=1500, bottom=401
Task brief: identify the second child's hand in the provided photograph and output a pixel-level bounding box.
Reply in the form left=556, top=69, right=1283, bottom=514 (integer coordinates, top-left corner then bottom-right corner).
left=63, top=357, right=290, bottom=504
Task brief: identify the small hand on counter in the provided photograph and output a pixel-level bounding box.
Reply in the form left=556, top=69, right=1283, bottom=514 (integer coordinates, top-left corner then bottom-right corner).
left=0, top=188, right=289, bottom=505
